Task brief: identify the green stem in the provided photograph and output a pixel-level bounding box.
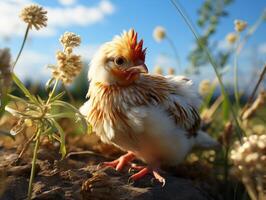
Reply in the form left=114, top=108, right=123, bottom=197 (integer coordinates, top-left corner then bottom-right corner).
left=233, top=39, right=240, bottom=110
left=166, top=36, right=181, bottom=72
left=170, top=0, right=244, bottom=141
left=46, top=79, right=59, bottom=104
left=27, top=128, right=41, bottom=200
left=12, top=25, right=30, bottom=70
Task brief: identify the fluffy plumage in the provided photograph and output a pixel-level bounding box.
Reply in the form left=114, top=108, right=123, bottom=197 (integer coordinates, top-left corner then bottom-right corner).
left=80, top=29, right=218, bottom=170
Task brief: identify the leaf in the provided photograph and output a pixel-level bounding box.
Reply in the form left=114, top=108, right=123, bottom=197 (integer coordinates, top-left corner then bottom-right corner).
left=50, top=92, right=65, bottom=102
left=47, top=112, right=74, bottom=119
left=11, top=73, right=39, bottom=105
left=50, top=119, right=66, bottom=158
left=52, top=100, right=88, bottom=132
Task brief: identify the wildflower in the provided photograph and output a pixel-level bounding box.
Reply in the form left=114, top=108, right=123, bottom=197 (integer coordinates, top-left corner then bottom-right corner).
left=51, top=32, right=83, bottom=84
left=234, top=20, right=247, bottom=32
left=154, top=66, right=163, bottom=75
left=230, top=134, right=266, bottom=200
left=20, top=4, right=47, bottom=30
left=60, top=32, right=81, bottom=49
left=226, top=32, right=237, bottom=44
left=198, top=79, right=211, bottom=96
left=54, top=51, right=82, bottom=84
left=153, top=26, right=166, bottom=42
left=168, top=67, right=175, bottom=75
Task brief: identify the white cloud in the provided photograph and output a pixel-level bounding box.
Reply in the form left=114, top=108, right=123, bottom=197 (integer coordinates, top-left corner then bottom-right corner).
left=14, top=50, right=53, bottom=81
left=58, top=0, right=76, bottom=6
left=0, top=0, right=115, bottom=38
left=154, top=54, right=175, bottom=67
left=217, top=39, right=233, bottom=51
left=13, top=44, right=100, bottom=81
left=76, top=44, right=100, bottom=62
left=258, top=43, right=266, bottom=55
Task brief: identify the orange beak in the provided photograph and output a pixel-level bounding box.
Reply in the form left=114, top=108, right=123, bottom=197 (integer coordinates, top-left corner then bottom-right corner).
left=111, top=64, right=148, bottom=85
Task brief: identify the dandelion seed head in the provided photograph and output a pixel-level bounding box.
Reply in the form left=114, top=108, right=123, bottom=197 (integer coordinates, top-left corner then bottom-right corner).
left=153, top=26, right=166, bottom=42
left=234, top=20, right=247, bottom=32
left=20, top=4, right=47, bottom=30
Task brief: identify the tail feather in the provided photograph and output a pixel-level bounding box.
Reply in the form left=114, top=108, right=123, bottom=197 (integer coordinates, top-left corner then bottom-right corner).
left=194, top=130, right=221, bottom=150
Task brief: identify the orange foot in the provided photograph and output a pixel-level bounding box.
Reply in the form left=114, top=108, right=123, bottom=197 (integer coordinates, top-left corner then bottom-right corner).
left=99, top=151, right=135, bottom=171
left=129, top=164, right=166, bottom=186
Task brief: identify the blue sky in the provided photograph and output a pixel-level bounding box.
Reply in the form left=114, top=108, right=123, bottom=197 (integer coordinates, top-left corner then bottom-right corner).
left=1, top=0, right=265, bottom=86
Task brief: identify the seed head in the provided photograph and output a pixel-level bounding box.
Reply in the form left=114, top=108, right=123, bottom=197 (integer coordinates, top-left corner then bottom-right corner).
left=230, top=134, right=266, bottom=177
left=154, top=66, right=163, bottom=75
left=20, top=4, right=47, bottom=30
left=226, top=32, right=238, bottom=44
left=198, top=79, right=211, bottom=96
left=168, top=67, right=175, bottom=75
left=234, top=20, right=247, bottom=32
left=60, top=32, right=81, bottom=49
left=153, top=26, right=166, bottom=42
left=54, top=51, right=82, bottom=85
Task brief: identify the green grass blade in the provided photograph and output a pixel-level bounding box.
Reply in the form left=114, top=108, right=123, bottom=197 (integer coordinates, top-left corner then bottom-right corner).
left=170, top=0, right=244, bottom=140
left=11, top=73, right=39, bottom=104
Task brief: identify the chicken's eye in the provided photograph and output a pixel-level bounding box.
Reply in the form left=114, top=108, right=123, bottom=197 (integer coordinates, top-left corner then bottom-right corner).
left=114, top=56, right=126, bottom=66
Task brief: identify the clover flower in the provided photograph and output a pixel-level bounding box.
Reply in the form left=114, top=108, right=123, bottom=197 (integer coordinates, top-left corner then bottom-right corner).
left=20, top=4, right=47, bottom=30
left=234, top=20, right=247, bottom=32
left=153, top=26, right=166, bottom=42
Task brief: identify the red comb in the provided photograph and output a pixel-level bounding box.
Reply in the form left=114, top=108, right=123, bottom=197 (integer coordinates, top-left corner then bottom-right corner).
left=128, top=29, right=146, bottom=62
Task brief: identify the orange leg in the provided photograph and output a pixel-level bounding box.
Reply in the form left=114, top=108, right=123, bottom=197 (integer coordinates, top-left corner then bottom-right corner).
left=129, top=165, right=166, bottom=186
left=100, top=151, right=135, bottom=171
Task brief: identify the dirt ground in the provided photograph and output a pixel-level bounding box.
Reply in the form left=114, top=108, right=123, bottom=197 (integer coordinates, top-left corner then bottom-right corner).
left=0, top=132, right=223, bottom=200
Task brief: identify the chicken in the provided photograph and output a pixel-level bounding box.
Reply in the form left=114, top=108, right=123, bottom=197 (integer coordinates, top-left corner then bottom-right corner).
left=80, top=29, right=219, bottom=185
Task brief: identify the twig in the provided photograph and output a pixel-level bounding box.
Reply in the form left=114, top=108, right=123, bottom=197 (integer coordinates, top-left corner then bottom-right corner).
left=240, top=64, right=266, bottom=119
left=17, top=133, right=36, bottom=159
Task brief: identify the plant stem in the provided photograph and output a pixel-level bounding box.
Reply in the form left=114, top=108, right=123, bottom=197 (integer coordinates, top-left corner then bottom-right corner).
left=47, top=79, right=59, bottom=104
left=166, top=36, right=181, bottom=72
left=12, top=25, right=30, bottom=71
left=27, top=128, right=41, bottom=200
left=170, top=0, right=244, bottom=140
left=233, top=41, right=240, bottom=110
